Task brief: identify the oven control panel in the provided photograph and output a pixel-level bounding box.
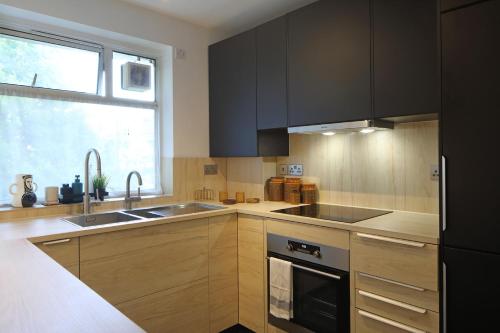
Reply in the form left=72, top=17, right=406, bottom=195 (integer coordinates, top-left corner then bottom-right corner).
left=287, top=240, right=321, bottom=258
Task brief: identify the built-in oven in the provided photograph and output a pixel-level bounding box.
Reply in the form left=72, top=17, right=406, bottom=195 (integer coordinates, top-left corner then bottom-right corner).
left=267, top=233, right=350, bottom=333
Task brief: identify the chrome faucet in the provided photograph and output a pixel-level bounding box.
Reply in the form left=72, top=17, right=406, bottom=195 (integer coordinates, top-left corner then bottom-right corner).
left=84, top=148, right=102, bottom=215
left=125, top=171, right=143, bottom=210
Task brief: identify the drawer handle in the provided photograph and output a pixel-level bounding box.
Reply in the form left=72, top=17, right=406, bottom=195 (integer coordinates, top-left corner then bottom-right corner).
left=359, top=272, right=425, bottom=292
left=358, top=310, right=426, bottom=333
left=356, top=233, right=425, bottom=248
left=42, top=239, right=71, bottom=246
left=358, top=290, right=427, bottom=314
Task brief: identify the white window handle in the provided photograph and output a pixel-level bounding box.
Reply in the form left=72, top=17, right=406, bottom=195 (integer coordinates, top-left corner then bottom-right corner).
left=358, top=272, right=425, bottom=292
left=356, top=233, right=425, bottom=248
left=358, top=290, right=427, bottom=314
left=358, top=310, right=426, bottom=333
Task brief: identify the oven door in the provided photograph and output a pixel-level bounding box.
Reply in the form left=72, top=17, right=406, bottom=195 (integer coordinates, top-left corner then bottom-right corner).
left=268, top=253, right=350, bottom=333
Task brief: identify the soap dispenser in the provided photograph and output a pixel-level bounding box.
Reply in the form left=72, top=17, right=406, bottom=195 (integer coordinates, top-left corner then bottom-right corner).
left=72, top=175, right=83, bottom=195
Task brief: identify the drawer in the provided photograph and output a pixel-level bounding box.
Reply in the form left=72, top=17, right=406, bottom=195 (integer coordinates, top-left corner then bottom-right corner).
left=356, top=289, right=439, bottom=333
left=356, top=309, right=429, bottom=333
left=355, top=272, right=438, bottom=312
left=351, top=232, right=438, bottom=291
left=36, top=237, right=79, bottom=277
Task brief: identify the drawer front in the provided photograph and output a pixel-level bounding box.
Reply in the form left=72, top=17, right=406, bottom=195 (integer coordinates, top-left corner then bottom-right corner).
left=36, top=238, right=79, bottom=274
left=355, top=272, right=439, bottom=312
left=351, top=233, right=438, bottom=291
left=356, top=309, right=427, bottom=333
left=356, top=289, right=438, bottom=333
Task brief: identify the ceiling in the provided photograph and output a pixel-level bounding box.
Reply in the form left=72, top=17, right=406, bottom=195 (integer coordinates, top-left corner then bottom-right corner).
left=119, top=0, right=317, bottom=33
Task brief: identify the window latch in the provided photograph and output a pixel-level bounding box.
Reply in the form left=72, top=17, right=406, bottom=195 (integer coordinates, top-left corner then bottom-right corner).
left=31, top=73, right=38, bottom=87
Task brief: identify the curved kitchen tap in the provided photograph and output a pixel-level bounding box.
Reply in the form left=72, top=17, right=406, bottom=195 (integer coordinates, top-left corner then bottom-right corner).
left=125, top=171, right=143, bottom=209
left=84, top=148, right=102, bottom=215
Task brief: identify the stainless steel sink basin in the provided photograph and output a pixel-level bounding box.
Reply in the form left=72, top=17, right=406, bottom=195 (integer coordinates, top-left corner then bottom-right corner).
left=63, top=203, right=225, bottom=228
left=125, top=202, right=226, bottom=218
left=63, top=211, right=143, bottom=227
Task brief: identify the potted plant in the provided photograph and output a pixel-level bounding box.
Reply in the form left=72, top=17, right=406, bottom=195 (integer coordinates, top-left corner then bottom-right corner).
left=92, top=174, right=110, bottom=201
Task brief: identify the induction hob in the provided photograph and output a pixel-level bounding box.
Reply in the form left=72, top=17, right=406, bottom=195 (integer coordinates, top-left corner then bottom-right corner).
left=273, top=204, right=392, bottom=223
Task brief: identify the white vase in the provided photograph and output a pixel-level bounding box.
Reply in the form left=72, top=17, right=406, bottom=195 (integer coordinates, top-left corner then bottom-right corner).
left=9, top=174, right=38, bottom=208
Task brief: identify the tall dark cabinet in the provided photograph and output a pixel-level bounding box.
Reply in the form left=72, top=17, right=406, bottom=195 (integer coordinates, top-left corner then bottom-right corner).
left=287, top=0, right=371, bottom=126
left=209, top=30, right=257, bottom=157
left=256, top=16, right=287, bottom=130
left=441, top=0, right=500, bottom=331
left=373, top=0, right=439, bottom=118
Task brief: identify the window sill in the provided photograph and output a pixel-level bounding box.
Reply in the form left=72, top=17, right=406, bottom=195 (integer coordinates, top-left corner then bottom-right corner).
left=0, top=194, right=174, bottom=221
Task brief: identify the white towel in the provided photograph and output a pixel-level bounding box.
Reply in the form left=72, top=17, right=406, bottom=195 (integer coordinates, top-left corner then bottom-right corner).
left=269, top=257, right=293, bottom=320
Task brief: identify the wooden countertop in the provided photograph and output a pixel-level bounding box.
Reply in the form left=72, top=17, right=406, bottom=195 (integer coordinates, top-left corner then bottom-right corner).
left=0, top=201, right=438, bottom=332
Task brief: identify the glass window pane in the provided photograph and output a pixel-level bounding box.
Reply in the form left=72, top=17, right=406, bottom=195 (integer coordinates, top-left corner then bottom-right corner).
left=113, top=51, right=155, bottom=102
left=0, top=33, right=100, bottom=94
left=0, top=95, right=157, bottom=204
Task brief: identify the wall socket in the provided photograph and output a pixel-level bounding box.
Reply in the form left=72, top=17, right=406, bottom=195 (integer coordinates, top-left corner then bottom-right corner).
left=288, top=164, right=304, bottom=176
left=279, top=164, right=288, bottom=175
left=204, top=164, right=218, bottom=175
left=431, top=164, right=439, bottom=180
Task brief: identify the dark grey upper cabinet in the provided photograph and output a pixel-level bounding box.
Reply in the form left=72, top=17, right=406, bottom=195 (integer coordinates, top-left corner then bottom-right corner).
left=373, top=0, right=439, bottom=118
left=287, top=0, right=371, bottom=127
left=209, top=30, right=258, bottom=157
left=257, top=16, right=287, bottom=130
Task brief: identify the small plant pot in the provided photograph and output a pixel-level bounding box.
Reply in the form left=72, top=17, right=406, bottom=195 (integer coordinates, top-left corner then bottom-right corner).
left=93, top=188, right=109, bottom=201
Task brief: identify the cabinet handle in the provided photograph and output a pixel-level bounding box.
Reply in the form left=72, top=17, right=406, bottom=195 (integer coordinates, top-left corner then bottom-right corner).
left=356, top=233, right=425, bottom=248
left=42, top=238, right=71, bottom=246
left=358, top=272, right=425, bottom=292
left=358, top=290, right=427, bottom=314
left=442, top=155, right=447, bottom=231
left=358, top=310, right=426, bottom=333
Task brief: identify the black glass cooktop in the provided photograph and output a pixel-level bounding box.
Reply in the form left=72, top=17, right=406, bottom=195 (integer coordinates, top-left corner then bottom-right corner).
left=273, top=204, right=392, bottom=223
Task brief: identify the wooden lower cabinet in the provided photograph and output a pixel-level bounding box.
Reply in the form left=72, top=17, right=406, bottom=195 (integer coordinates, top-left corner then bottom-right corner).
left=209, top=214, right=238, bottom=332
left=80, top=219, right=209, bottom=305
left=80, top=218, right=210, bottom=332
left=351, top=231, right=439, bottom=333
left=35, top=237, right=79, bottom=277
left=238, top=214, right=266, bottom=333
left=116, top=278, right=209, bottom=333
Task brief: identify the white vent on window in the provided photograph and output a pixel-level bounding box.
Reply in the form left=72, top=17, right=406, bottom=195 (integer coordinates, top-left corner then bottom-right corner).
left=121, top=62, right=151, bottom=92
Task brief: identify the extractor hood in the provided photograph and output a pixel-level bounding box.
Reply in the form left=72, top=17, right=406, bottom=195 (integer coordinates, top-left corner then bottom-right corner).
left=287, top=120, right=393, bottom=135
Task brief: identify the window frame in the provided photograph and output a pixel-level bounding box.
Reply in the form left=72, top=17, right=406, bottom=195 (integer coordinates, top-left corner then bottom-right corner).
left=0, top=26, right=162, bottom=198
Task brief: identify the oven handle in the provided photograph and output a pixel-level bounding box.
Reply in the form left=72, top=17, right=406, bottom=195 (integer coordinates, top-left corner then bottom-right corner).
left=267, top=257, right=341, bottom=280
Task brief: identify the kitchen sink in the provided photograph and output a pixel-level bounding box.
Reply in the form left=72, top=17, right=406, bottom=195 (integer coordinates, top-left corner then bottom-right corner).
left=63, top=203, right=226, bottom=228
left=63, top=211, right=143, bottom=227
left=125, top=202, right=226, bottom=218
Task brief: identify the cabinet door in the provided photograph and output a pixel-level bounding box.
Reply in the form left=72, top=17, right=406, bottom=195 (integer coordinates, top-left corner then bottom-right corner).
left=257, top=16, right=287, bottom=130
left=287, top=0, right=371, bottom=126
left=209, top=30, right=257, bottom=157
left=238, top=214, right=266, bottom=333
left=443, top=247, right=500, bottom=332
left=208, top=214, right=238, bottom=333
left=373, top=0, right=439, bottom=118
left=80, top=218, right=209, bottom=305
left=441, top=0, right=500, bottom=253
left=36, top=238, right=79, bottom=277
left=116, top=278, right=209, bottom=333
left=441, top=0, right=482, bottom=12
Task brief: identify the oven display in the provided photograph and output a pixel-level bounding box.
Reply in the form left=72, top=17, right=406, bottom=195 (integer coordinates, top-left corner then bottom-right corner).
left=288, top=240, right=321, bottom=256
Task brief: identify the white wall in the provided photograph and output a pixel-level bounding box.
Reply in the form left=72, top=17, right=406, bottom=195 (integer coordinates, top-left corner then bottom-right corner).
left=0, top=0, right=213, bottom=157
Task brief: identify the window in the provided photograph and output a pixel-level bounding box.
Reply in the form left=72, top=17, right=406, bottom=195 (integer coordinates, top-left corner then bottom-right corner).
left=0, top=27, right=160, bottom=204
left=0, top=30, right=101, bottom=94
